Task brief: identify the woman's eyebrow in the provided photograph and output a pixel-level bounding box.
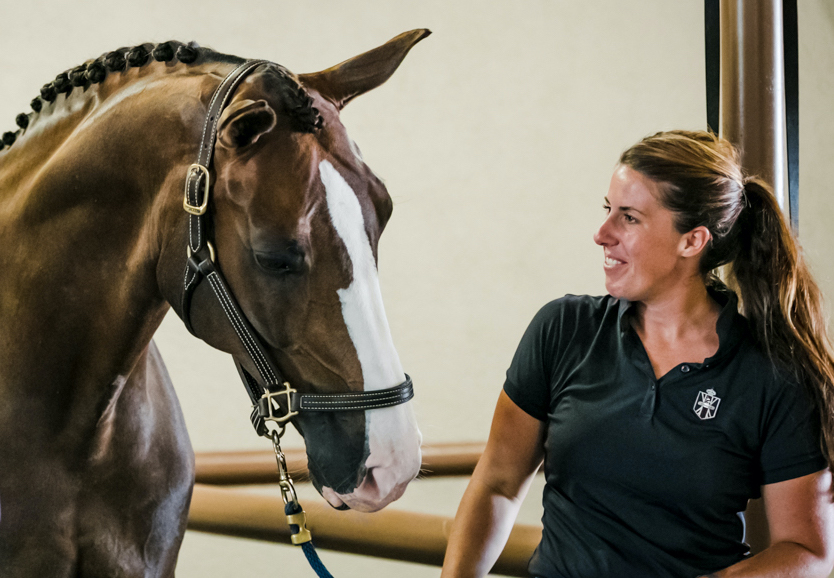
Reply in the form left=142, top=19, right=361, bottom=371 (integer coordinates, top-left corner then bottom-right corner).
left=604, top=197, right=646, bottom=215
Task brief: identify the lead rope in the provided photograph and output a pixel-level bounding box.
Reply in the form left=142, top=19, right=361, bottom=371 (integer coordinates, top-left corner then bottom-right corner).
left=271, top=430, right=335, bottom=578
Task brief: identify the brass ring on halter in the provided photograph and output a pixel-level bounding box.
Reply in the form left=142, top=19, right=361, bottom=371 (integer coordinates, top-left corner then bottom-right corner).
left=186, top=240, right=216, bottom=263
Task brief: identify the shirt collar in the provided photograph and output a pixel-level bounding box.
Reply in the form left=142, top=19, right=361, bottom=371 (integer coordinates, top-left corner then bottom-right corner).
left=617, top=284, right=746, bottom=365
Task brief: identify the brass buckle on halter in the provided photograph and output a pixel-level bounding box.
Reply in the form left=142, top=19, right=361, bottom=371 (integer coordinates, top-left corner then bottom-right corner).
left=183, top=164, right=211, bottom=215
left=260, top=382, right=299, bottom=425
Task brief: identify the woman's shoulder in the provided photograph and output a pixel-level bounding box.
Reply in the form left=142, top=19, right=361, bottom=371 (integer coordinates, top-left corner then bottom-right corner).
left=524, top=294, right=619, bottom=344
left=534, top=293, right=619, bottom=324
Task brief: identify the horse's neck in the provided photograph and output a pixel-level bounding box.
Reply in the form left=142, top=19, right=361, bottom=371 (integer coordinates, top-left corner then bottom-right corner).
left=0, top=65, right=227, bottom=407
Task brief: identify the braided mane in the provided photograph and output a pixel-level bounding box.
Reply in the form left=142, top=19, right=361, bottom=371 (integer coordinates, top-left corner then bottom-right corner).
left=1, top=40, right=322, bottom=151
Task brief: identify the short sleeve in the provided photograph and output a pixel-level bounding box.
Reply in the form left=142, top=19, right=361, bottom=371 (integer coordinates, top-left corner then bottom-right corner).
left=503, top=301, right=562, bottom=422
left=759, top=377, right=827, bottom=485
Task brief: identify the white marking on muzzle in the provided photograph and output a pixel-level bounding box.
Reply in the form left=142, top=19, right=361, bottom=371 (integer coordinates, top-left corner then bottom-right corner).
left=319, top=160, right=421, bottom=512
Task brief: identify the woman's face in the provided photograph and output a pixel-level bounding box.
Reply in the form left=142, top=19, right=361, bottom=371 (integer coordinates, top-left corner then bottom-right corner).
left=593, top=165, right=691, bottom=304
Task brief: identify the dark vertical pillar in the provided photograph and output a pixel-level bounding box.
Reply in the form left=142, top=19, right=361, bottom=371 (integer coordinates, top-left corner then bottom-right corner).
left=718, top=0, right=794, bottom=554
left=720, top=0, right=790, bottom=223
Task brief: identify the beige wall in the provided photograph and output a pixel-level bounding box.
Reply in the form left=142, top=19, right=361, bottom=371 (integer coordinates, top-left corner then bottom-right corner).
left=2, top=1, right=833, bottom=576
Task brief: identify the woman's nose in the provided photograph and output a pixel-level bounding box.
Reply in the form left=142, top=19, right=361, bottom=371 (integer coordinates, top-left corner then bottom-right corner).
left=594, top=218, right=613, bottom=246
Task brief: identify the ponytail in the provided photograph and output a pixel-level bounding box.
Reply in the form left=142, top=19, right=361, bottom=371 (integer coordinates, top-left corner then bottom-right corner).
left=731, top=178, right=834, bottom=465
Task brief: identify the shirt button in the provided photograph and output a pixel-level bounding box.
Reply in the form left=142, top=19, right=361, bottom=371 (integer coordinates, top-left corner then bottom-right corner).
left=681, top=365, right=690, bottom=373
left=651, top=384, right=656, bottom=390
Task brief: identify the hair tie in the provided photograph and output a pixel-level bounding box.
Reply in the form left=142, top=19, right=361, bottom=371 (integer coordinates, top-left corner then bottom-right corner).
left=739, top=179, right=752, bottom=211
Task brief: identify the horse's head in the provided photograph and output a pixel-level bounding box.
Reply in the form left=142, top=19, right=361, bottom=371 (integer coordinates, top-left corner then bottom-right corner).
left=167, top=31, right=429, bottom=512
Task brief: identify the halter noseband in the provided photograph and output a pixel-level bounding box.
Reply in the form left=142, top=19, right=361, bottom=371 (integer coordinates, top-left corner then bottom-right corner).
left=178, top=60, right=413, bottom=438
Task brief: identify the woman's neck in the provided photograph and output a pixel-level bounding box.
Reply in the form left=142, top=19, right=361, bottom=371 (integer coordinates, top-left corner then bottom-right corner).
left=632, top=280, right=721, bottom=343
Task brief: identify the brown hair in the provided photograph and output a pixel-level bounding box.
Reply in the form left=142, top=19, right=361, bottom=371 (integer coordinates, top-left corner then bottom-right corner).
left=621, top=129, right=834, bottom=467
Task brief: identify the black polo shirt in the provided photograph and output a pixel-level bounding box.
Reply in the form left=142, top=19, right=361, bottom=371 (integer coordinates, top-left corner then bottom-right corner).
left=503, top=290, right=826, bottom=578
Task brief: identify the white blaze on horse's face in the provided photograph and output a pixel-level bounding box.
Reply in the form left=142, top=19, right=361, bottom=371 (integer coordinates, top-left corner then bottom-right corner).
left=318, top=159, right=422, bottom=512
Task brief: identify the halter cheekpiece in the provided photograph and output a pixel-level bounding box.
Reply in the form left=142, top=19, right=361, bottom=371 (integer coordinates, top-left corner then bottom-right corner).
left=179, top=60, right=414, bottom=438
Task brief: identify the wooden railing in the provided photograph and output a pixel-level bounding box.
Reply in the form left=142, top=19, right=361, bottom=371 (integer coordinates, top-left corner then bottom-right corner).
left=187, top=442, right=540, bottom=576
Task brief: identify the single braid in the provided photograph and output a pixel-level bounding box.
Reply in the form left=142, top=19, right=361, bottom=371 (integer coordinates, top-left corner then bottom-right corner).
left=53, top=73, right=72, bottom=95
left=152, top=42, right=175, bottom=62
left=268, top=66, right=323, bottom=132
left=85, top=61, right=106, bottom=84
left=39, top=83, right=57, bottom=103
left=126, top=45, right=150, bottom=67
left=288, top=81, right=323, bottom=131
left=69, top=65, right=88, bottom=88
left=176, top=43, right=199, bottom=64
left=104, top=50, right=127, bottom=72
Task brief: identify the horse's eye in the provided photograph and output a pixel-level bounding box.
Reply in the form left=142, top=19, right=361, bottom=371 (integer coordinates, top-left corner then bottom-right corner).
left=254, top=250, right=305, bottom=276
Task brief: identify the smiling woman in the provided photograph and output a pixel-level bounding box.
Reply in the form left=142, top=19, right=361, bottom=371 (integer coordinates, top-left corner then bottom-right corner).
left=441, top=130, right=834, bottom=578
left=594, top=165, right=713, bottom=310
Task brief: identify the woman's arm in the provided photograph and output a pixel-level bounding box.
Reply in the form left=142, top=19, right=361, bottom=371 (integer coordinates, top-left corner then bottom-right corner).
left=441, top=390, right=547, bottom=578
left=701, top=469, right=834, bottom=578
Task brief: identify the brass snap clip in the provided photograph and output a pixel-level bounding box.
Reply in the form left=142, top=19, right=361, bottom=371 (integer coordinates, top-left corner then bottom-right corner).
left=270, top=430, right=312, bottom=544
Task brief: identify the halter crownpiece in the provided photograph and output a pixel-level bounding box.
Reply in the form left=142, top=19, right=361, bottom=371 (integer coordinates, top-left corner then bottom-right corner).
left=179, top=60, right=414, bottom=438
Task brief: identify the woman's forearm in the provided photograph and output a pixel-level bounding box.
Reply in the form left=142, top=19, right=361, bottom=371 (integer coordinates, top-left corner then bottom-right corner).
left=700, top=541, right=834, bottom=578
left=441, top=470, right=534, bottom=578
left=442, top=391, right=546, bottom=577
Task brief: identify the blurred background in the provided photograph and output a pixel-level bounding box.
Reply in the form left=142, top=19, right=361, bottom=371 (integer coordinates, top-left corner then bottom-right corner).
left=1, top=1, right=832, bottom=575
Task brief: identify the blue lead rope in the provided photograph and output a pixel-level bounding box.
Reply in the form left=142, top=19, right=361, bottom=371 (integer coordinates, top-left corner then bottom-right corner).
left=285, top=502, right=335, bottom=578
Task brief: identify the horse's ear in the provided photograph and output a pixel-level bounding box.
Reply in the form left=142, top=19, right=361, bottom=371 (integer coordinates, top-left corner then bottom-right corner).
left=218, top=99, right=277, bottom=148
left=298, top=29, right=431, bottom=110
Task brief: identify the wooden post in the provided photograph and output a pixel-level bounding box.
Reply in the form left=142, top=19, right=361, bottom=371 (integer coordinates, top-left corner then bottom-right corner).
left=720, top=0, right=790, bottom=219
left=720, top=0, right=793, bottom=553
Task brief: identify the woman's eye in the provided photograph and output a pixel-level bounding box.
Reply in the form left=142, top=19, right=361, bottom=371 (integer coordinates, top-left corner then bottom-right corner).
left=602, top=203, right=611, bottom=213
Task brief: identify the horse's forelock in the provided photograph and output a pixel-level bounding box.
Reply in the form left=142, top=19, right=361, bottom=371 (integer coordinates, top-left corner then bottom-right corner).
left=253, top=64, right=323, bottom=134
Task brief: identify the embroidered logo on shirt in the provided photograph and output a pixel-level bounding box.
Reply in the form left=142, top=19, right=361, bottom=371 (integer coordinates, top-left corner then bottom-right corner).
left=693, top=388, right=721, bottom=420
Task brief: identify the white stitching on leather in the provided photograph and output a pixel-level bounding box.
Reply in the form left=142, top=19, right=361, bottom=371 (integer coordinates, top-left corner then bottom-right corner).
left=302, top=399, right=413, bottom=411
left=190, top=61, right=266, bottom=254
left=208, top=275, right=272, bottom=382
left=301, top=393, right=409, bottom=408
left=199, top=61, right=244, bottom=164
left=301, top=388, right=408, bottom=400
left=207, top=273, right=277, bottom=384
left=206, top=274, right=271, bottom=380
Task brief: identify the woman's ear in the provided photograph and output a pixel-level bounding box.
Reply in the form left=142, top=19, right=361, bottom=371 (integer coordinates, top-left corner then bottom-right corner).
left=680, top=226, right=713, bottom=258
left=217, top=99, right=277, bottom=149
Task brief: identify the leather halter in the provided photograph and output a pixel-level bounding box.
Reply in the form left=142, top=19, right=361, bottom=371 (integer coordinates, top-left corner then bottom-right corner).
left=179, top=60, right=413, bottom=438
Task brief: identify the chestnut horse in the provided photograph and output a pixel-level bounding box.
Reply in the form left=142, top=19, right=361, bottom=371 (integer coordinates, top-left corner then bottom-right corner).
left=0, top=31, right=428, bottom=577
